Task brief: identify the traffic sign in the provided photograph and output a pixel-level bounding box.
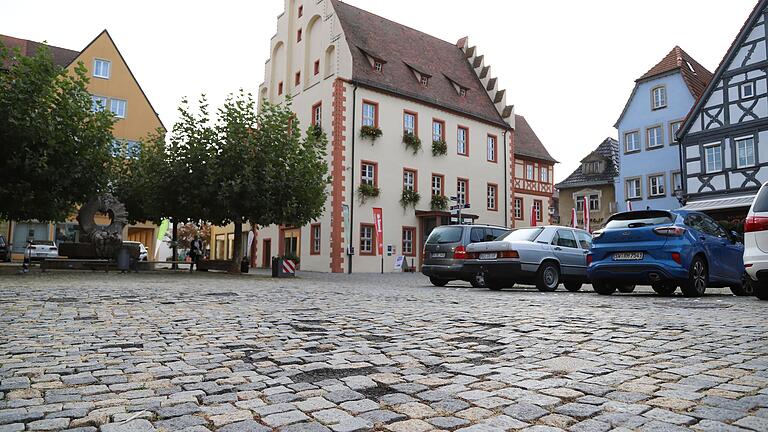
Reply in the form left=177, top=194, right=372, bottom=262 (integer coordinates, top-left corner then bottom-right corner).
left=450, top=203, right=470, bottom=210
left=449, top=196, right=458, bottom=201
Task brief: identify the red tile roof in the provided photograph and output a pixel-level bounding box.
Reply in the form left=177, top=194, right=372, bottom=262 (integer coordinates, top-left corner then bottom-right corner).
left=514, top=115, right=557, bottom=163
left=330, top=0, right=508, bottom=129
left=0, top=34, right=80, bottom=68
left=637, top=46, right=713, bottom=100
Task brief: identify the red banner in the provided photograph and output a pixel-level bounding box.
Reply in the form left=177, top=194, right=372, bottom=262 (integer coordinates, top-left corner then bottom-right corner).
left=373, top=207, right=383, bottom=255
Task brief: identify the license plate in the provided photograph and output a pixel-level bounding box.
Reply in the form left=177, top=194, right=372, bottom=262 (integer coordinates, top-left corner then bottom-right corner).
left=613, top=252, right=643, bottom=261
left=431, top=252, right=446, bottom=258
left=479, top=252, right=497, bottom=260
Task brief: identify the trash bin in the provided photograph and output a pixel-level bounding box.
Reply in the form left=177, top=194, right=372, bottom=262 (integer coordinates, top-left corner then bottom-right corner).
left=271, top=257, right=280, bottom=278
left=117, top=246, right=131, bottom=272
left=241, top=256, right=250, bottom=273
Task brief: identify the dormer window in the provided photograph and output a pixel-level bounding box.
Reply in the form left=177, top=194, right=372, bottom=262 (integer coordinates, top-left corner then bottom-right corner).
left=459, top=88, right=467, bottom=97
left=374, top=61, right=382, bottom=72
left=420, top=75, right=429, bottom=87
left=583, top=161, right=602, bottom=174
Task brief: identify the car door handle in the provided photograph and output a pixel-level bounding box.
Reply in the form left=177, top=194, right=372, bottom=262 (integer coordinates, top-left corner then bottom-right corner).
left=553, top=247, right=562, bottom=251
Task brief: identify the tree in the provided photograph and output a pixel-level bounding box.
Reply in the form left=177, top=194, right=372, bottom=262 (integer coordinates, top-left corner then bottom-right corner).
left=0, top=42, right=116, bottom=222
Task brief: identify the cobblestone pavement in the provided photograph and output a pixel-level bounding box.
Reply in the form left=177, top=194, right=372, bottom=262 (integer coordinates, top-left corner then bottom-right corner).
left=1, top=272, right=767, bottom=432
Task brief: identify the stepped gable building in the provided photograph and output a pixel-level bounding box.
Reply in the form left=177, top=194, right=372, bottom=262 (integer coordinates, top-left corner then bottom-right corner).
left=615, top=46, right=712, bottom=213
left=212, top=0, right=520, bottom=273
left=0, top=31, right=164, bottom=259
left=678, top=0, right=768, bottom=220
left=555, top=138, right=619, bottom=233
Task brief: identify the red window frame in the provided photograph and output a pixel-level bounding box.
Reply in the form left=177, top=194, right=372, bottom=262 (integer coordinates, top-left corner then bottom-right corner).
left=403, top=110, right=418, bottom=135
left=360, top=223, right=376, bottom=256
left=295, top=71, right=301, bottom=86
left=457, top=177, right=469, bottom=205
left=487, top=183, right=498, bottom=211
left=310, top=223, right=321, bottom=255
left=360, top=160, right=378, bottom=187
left=362, top=100, right=379, bottom=128
left=431, top=173, right=445, bottom=196
left=487, top=134, right=498, bottom=163
left=311, top=101, right=322, bottom=126
left=432, top=118, right=446, bottom=142
left=313, top=59, right=320, bottom=76
left=457, top=125, right=469, bottom=156
left=534, top=199, right=543, bottom=222
left=297, top=29, right=302, bottom=43
left=525, top=162, right=535, bottom=180
left=514, top=197, right=524, bottom=220
left=402, top=226, right=417, bottom=257
left=403, top=168, right=418, bottom=192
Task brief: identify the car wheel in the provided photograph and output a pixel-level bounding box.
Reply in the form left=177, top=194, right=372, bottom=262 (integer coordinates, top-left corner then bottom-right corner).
left=564, top=282, right=582, bottom=292
left=487, top=282, right=504, bottom=291
left=652, top=282, right=677, bottom=296
left=617, top=284, right=636, bottom=293
left=429, top=277, right=449, bottom=287
left=536, top=262, right=560, bottom=292
left=681, top=256, right=708, bottom=297
left=470, top=273, right=486, bottom=288
left=730, top=273, right=755, bottom=296
left=755, top=281, right=768, bottom=300
left=593, top=280, right=616, bottom=295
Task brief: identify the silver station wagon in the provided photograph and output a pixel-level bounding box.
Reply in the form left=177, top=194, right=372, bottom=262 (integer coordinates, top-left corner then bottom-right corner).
left=463, top=226, right=592, bottom=291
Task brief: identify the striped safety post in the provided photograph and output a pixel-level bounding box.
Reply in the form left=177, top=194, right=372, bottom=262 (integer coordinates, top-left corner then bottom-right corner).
left=281, top=259, right=296, bottom=277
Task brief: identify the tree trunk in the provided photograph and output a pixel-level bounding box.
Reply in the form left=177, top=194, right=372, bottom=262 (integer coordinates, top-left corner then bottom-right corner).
left=250, top=225, right=258, bottom=268
left=171, top=220, right=178, bottom=270
left=230, top=219, right=243, bottom=274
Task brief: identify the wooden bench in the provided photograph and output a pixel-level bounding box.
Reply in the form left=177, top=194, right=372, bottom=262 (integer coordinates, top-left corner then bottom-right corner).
left=41, top=259, right=112, bottom=272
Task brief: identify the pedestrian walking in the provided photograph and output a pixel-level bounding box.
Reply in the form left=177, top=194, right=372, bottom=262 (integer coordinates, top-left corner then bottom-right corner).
left=189, top=236, right=203, bottom=272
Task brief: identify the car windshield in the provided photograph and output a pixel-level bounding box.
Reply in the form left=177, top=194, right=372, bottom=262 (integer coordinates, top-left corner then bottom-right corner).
left=426, top=226, right=464, bottom=244
left=497, top=227, right=544, bottom=242
left=605, top=211, right=674, bottom=229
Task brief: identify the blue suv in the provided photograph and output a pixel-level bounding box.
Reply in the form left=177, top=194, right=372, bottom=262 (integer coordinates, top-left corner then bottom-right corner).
left=587, top=210, right=744, bottom=297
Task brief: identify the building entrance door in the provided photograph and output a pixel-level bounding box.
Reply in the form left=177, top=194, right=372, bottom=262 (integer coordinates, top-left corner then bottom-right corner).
left=262, top=239, right=272, bottom=268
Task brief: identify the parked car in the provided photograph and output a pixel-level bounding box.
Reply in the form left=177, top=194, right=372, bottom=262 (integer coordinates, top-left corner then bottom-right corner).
left=744, top=182, right=768, bottom=300
left=123, top=241, right=148, bottom=261
left=462, top=226, right=592, bottom=291
left=422, top=224, right=510, bottom=287
left=588, top=210, right=744, bottom=297
left=0, top=235, right=10, bottom=262
left=27, top=240, right=59, bottom=260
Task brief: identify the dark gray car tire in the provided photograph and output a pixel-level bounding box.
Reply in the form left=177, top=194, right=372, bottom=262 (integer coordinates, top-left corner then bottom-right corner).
left=564, top=282, right=582, bottom=292
left=536, top=262, right=560, bottom=292
left=429, top=277, right=449, bottom=287
left=593, top=281, right=616, bottom=295
left=652, top=282, right=677, bottom=296
left=617, top=284, right=636, bottom=293
left=681, top=257, right=708, bottom=297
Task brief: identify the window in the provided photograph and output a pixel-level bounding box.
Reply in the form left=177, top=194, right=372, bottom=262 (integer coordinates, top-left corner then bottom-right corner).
left=403, top=169, right=417, bottom=191
left=362, top=101, right=377, bottom=127
left=110, top=99, right=127, bottom=118
left=298, top=5, right=303, bottom=17
left=741, top=82, right=755, bottom=99
left=704, top=142, right=723, bottom=173
left=554, top=229, right=578, bottom=249
left=647, top=126, right=663, bottom=148
left=583, top=161, right=601, bottom=174
left=403, top=111, right=417, bottom=135
left=420, top=75, right=429, bottom=87
left=540, top=166, right=549, bottom=183
left=374, top=61, right=382, bottom=72
left=295, top=71, right=301, bottom=86
left=457, top=178, right=468, bottom=205
left=652, top=86, right=667, bottom=109
left=576, top=232, right=593, bottom=249
left=402, top=227, right=416, bottom=257
left=431, top=174, right=444, bottom=196
left=91, top=95, right=107, bottom=112
left=672, top=171, right=683, bottom=191
left=278, top=82, right=283, bottom=95
left=312, top=102, right=322, bottom=126
left=297, top=29, right=302, bottom=43
left=577, top=194, right=600, bottom=212
left=313, top=60, right=320, bottom=76
left=626, top=178, right=642, bottom=199
left=487, top=184, right=498, bottom=211
left=432, top=119, right=445, bottom=142
left=736, top=136, right=756, bottom=168
left=487, top=135, right=497, bottom=162
left=649, top=174, right=666, bottom=197
left=533, top=200, right=543, bottom=222
left=459, top=88, right=467, bottom=97
left=310, top=224, right=321, bottom=255
left=625, top=131, right=640, bottom=153
left=93, top=59, right=110, bottom=79
left=514, top=198, right=523, bottom=220
left=361, top=161, right=377, bottom=186
left=670, top=121, right=683, bottom=144
left=457, top=126, right=468, bottom=155
left=360, top=224, right=374, bottom=256
left=526, top=163, right=535, bottom=180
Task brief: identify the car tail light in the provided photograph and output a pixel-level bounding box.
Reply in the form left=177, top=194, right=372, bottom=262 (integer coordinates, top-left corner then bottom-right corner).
left=592, top=230, right=603, bottom=239
left=586, top=254, right=593, bottom=265
left=745, top=216, right=768, bottom=233
left=654, top=226, right=686, bottom=236
left=454, top=245, right=467, bottom=259
left=499, top=250, right=519, bottom=259
left=745, top=263, right=754, bottom=268
left=671, top=252, right=681, bottom=264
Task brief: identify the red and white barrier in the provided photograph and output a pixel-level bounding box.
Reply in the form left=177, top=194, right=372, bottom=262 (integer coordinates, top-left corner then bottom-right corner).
left=282, top=259, right=296, bottom=275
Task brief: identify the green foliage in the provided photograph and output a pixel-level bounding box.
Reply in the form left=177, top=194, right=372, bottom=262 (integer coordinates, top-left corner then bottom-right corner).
left=360, top=125, right=382, bottom=141
left=431, top=194, right=448, bottom=211
left=357, top=183, right=380, bottom=204
left=400, top=188, right=421, bottom=209
left=402, top=132, right=422, bottom=154
left=308, top=123, right=323, bottom=140
left=432, top=139, right=448, bottom=156
left=0, top=42, right=116, bottom=222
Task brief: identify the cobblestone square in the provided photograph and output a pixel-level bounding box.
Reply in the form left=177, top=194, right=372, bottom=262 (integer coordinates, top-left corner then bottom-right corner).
left=1, top=273, right=767, bottom=431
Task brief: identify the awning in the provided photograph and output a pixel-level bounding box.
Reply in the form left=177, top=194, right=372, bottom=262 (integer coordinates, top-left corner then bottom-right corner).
left=680, top=195, right=755, bottom=211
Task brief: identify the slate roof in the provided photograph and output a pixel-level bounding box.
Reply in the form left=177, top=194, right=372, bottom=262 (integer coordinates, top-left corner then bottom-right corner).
left=514, top=114, right=557, bottom=163
left=331, top=0, right=508, bottom=129
left=555, top=138, right=619, bottom=189
left=0, top=34, right=80, bottom=68
left=638, top=46, right=713, bottom=100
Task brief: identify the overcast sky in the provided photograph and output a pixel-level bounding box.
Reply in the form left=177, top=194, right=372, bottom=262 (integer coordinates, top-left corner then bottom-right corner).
left=2, top=0, right=757, bottom=181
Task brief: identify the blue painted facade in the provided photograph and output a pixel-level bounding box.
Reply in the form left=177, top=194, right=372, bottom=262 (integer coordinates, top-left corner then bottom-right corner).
left=615, top=71, right=698, bottom=212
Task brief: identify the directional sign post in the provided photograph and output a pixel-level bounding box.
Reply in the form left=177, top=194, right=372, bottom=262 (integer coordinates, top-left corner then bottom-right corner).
left=448, top=197, right=470, bottom=224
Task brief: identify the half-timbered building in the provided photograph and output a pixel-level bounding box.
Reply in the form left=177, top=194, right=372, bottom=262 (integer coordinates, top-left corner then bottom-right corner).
left=512, top=115, right=557, bottom=226
left=678, top=0, right=768, bottom=220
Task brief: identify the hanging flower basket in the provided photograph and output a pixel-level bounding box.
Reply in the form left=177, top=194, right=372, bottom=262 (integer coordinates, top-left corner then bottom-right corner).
left=432, top=139, right=447, bottom=156
left=402, top=132, right=422, bottom=154
left=357, top=183, right=380, bottom=203
left=400, top=188, right=421, bottom=209
left=360, top=125, right=382, bottom=141
left=431, top=194, right=448, bottom=211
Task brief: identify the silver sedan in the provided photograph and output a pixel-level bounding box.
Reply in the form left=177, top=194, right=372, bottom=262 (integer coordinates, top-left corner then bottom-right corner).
left=463, top=226, right=593, bottom=291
